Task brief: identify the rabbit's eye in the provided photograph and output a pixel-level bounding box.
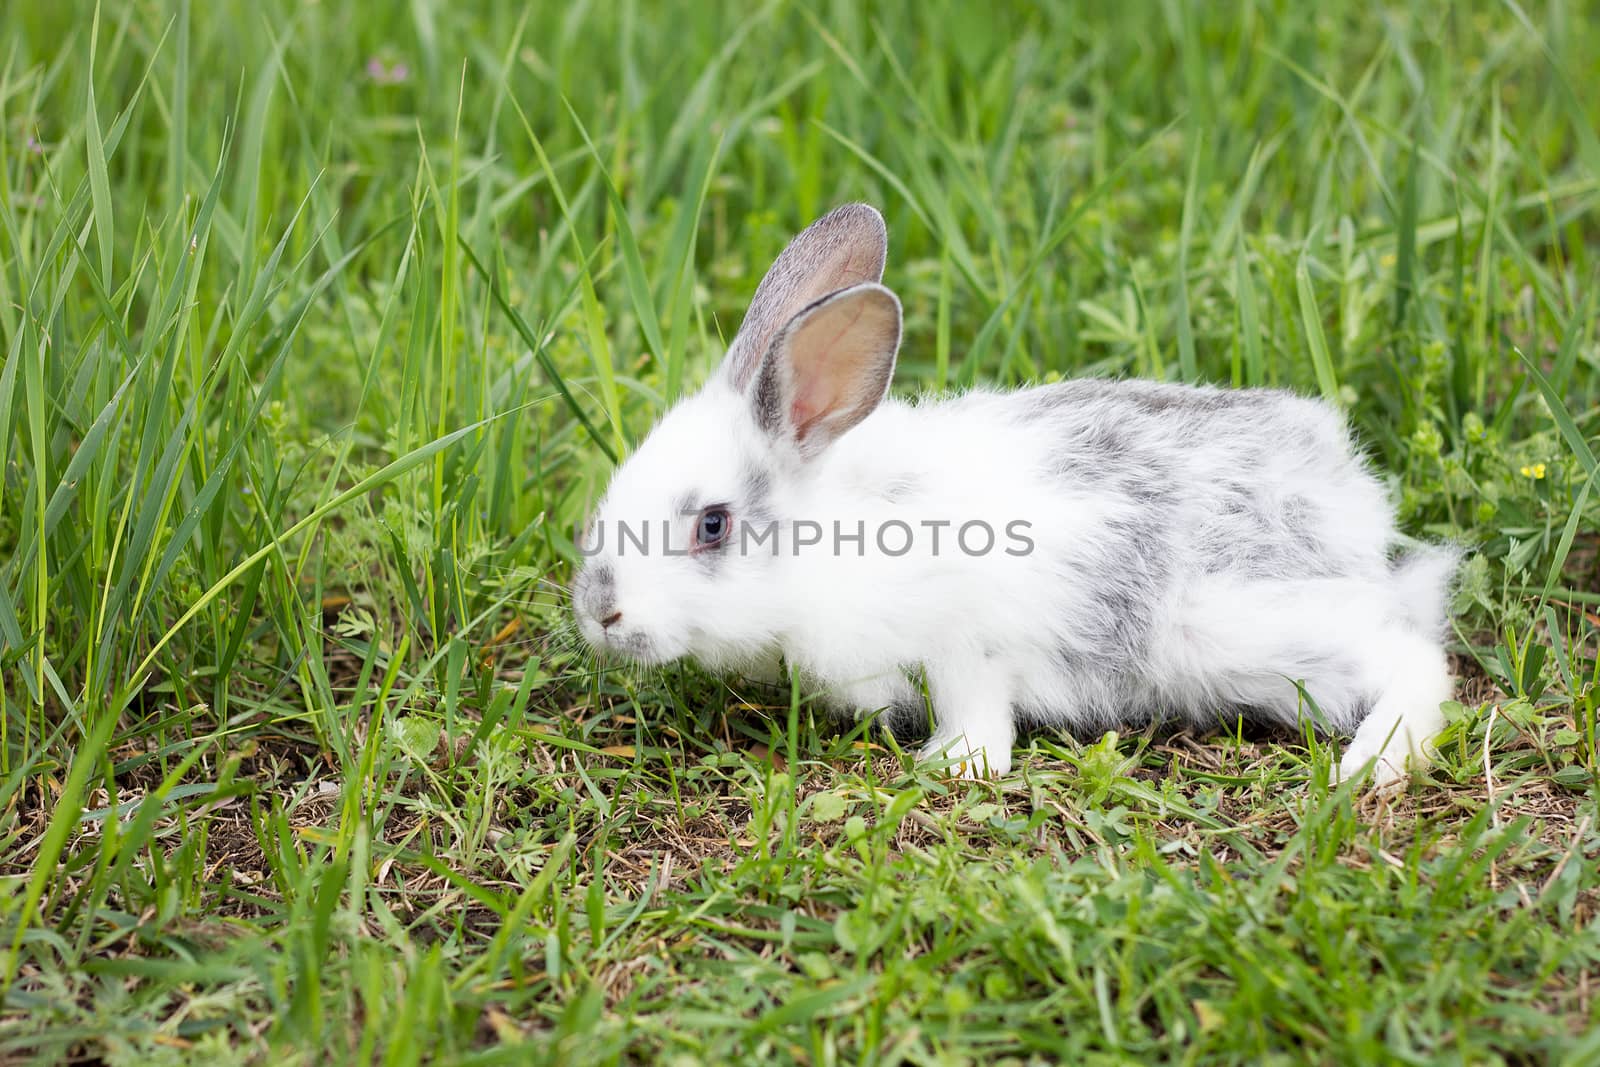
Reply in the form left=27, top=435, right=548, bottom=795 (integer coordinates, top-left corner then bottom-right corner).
left=695, top=506, right=731, bottom=549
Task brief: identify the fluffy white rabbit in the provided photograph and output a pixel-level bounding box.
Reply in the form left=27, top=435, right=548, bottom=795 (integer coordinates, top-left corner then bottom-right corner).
left=572, top=204, right=1457, bottom=786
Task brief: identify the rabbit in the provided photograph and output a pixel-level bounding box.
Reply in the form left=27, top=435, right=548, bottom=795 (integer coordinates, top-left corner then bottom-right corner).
left=570, top=203, right=1458, bottom=787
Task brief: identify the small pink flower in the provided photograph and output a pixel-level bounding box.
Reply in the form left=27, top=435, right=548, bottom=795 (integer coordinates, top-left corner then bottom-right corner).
left=365, top=56, right=410, bottom=85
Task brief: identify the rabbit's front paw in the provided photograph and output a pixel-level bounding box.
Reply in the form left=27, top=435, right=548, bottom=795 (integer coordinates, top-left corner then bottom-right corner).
left=921, top=732, right=1013, bottom=779
left=1336, top=742, right=1407, bottom=789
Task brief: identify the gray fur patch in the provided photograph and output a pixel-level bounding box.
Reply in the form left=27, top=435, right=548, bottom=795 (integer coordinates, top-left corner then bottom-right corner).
left=1023, top=378, right=1362, bottom=584
left=752, top=355, right=786, bottom=438
left=1026, top=390, right=1181, bottom=671
left=575, top=563, right=616, bottom=622
left=742, top=463, right=773, bottom=516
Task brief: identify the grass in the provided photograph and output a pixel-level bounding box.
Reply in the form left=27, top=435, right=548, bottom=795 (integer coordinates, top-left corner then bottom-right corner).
left=1, top=0, right=1598, bottom=1061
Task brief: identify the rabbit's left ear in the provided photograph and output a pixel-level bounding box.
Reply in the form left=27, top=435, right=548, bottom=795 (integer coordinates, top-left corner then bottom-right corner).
left=721, top=204, right=887, bottom=391
left=750, top=282, right=901, bottom=459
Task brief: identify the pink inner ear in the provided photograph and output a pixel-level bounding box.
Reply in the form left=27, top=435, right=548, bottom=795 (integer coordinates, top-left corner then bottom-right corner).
left=787, top=301, right=869, bottom=441
left=790, top=381, right=840, bottom=442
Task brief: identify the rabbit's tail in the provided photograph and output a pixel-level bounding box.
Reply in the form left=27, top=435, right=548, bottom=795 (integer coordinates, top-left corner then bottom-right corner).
left=1389, top=545, right=1460, bottom=637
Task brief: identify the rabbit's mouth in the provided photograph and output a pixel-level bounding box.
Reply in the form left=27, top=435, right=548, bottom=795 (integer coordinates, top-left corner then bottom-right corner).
left=593, top=628, right=659, bottom=664
left=576, top=611, right=682, bottom=667
left=571, top=561, right=691, bottom=666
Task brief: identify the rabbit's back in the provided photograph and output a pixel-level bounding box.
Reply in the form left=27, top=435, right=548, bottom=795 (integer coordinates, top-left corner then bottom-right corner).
left=1009, top=379, right=1395, bottom=586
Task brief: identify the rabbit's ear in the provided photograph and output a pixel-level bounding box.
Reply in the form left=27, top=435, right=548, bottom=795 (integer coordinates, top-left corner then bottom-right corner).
left=722, top=204, right=887, bottom=391
left=751, top=282, right=901, bottom=459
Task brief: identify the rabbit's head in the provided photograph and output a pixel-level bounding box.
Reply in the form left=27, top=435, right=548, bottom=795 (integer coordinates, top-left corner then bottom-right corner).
left=572, top=204, right=901, bottom=665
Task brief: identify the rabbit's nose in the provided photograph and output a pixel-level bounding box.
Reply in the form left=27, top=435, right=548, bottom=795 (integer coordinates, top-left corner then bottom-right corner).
left=600, top=610, right=623, bottom=629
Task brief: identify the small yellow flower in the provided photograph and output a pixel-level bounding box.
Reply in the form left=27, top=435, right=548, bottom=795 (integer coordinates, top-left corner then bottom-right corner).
left=1519, top=463, right=1547, bottom=480
left=1381, top=252, right=1397, bottom=268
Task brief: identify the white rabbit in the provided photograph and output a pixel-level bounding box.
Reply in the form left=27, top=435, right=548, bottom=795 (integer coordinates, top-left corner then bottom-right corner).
left=572, top=203, right=1457, bottom=786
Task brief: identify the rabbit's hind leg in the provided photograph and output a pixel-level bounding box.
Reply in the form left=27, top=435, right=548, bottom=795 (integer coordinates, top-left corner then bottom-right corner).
left=1335, top=627, right=1452, bottom=787
left=1170, top=576, right=1451, bottom=786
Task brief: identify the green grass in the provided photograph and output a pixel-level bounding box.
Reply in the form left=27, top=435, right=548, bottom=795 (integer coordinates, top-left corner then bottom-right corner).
left=2, top=0, right=1599, bottom=1061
